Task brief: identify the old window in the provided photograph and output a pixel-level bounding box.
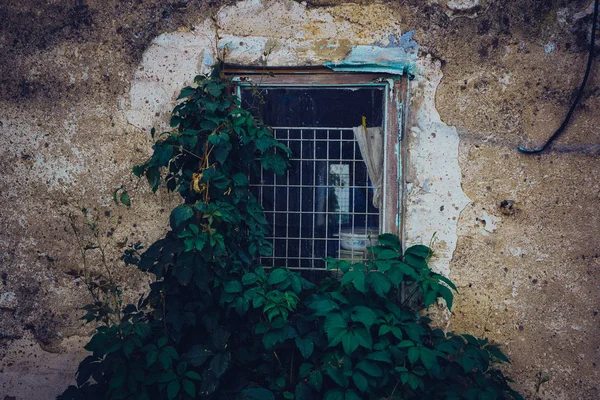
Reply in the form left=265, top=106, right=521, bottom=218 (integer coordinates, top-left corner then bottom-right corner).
left=227, top=68, right=406, bottom=270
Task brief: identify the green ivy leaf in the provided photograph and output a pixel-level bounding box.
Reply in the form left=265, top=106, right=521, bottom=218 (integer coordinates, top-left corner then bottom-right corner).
left=419, top=347, right=437, bottom=371
left=223, top=280, right=242, bottom=294
left=344, top=389, right=362, bottom=400
left=267, top=268, right=287, bottom=285
left=308, top=370, right=323, bottom=391
left=182, top=379, right=195, bottom=397
left=209, top=352, right=230, bottom=378
left=341, top=270, right=365, bottom=293
left=119, top=190, right=131, bottom=207
left=167, top=380, right=180, bottom=400
left=170, top=205, right=194, bottom=229
left=350, top=306, right=377, bottom=329
left=325, top=368, right=348, bottom=388
left=368, top=272, right=391, bottom=298
left=352, top=372, right=368, bottom=393
left=355, top=360, right=383, bottom=378
left=177, top=86, right=195, bottom=100
left=295, top=337, right=314, bottom=359
left=438, top=284, right=454, bottom=310
left=324, top=389, right=344, bottom=400
left=376, top=234, right=401, bottom=251
left=308, top=299, right=339, bottom=317
left=405, top=244, right=431, bottom=259
left=408, top=346, right=420, bottom=364
left=341, top=331, right=359, bottom=355
left=324, top=313, right=348, bottom=343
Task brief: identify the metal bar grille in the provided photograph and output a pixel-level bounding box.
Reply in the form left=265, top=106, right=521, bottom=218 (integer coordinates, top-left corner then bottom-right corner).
left=250, top=127, right=381, bottom=270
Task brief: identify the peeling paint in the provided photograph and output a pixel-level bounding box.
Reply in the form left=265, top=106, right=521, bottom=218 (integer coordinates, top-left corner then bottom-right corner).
left=324, top=31, right=418, bottom=75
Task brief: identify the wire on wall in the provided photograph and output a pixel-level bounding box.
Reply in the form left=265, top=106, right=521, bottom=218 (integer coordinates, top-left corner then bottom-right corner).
left=518, top=0, right=599, bottom=154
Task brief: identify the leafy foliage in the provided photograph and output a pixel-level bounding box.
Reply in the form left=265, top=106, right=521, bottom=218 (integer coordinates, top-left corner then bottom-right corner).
left=60, top=69, right=522, bottom=400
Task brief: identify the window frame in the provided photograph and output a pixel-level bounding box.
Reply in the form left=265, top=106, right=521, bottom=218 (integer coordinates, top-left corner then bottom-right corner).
left=225, top=66, right=407, bottom=265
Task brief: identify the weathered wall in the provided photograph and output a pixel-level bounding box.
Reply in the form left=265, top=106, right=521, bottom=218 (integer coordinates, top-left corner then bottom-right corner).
left=1, top=0, right=598, bottom=398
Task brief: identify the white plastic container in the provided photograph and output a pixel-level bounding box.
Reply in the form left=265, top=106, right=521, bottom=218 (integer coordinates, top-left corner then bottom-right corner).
left=338, top=229, right=378, bottom=252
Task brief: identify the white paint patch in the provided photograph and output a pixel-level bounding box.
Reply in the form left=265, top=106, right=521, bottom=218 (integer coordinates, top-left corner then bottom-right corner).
left=446, top=0, right=480, bottom=11
left=404, top=56, right=471, bottom=276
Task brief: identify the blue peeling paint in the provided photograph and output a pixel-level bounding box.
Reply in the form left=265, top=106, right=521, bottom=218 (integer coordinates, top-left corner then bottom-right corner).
left=543, top=42, right=556, bottom=54
left=324, top=31, right=419, bottom=76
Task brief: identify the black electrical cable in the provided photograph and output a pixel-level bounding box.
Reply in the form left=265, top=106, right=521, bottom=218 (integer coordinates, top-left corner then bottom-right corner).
left=518, top=0, right=599, bottom=154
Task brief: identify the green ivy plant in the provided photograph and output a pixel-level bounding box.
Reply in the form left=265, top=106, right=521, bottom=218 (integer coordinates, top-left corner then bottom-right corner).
left=59, top=66, right=523, bottom=400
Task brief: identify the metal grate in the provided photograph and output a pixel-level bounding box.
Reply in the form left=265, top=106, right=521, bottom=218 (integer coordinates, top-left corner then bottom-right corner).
left=251, top=127, right=381, bottom=270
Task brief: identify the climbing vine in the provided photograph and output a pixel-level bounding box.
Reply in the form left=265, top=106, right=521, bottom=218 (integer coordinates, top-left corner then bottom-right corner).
left=60, top=66, right=523, bottom=400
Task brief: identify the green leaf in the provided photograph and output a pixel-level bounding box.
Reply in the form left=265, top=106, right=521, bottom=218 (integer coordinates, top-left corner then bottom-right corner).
left=295, top=337, right=314, bottom=359
left=325, top=367, right=349, bottom=387
left=295, top=382, right=313, bottom=400
left=350, top=306, right=377, bottom=329
left=487, top=346, right=511, bottom=363
left=324, top=313, right=348, bottom=343
left=397, top=340, right=414, bottom=348
left=344, top=389, right=362, bottom=400
left=353, top=327, right=372, bottom=350
left=309, top=299, right=339, bottom=317
left=177, top=86, right=195, bottom=99
left=376, top=234, right=401, bottom=250
left=242, top=272, right=257, bottom=286
left=242, top=388, right=275, bottom=400
left=368, top=271, right=391, bottom=298
left=146, top=349, right=158, bottom=367
left=223, top=280, right=242, bottom=293
left=437, top=274, right=458, bottom=291
left=267, top=268, right=287, bottom=285
left=176, top=361, right=187, bottom=376
left=355, top=360, right=383, bottom=377
left=167, top=380, right=180, bottom=400
left=146, top=166, right=160, bottom=192
left=419, top=347, right=437, bottom=371
left=408, top=346, right=420, bottom=364
left=119, top=191, right=131, bottom=207
left=405, top=244, right=431, bottom=259
left=184, top=371, right=202, bottom=381
left=158, top=337, right=168, bottom=348
left=261, top=152, right=288, bottom=175
left=376, top=249, right=400, bottom=259
left=182, top=345, right=213, bottom=367
left=438, top=285, right=454, bottom=310
left=170, top=205, right=194, bottom=229
left=232, top=172, right=248, bottom=186
left=182, top=379, right=195, bottom=397
left=324, top=389, right=344, bottom=400
left=210, top=352, right=230, bottom=378
left=423, top=290, right=437, bottom=308
left=404, top=254, right=428, bottom=270
left=341, top=331, right=359, bottom=355
left=308, top=370, right=323, bottom=391
left=352, top=372, right=369, bottom=393
left=341, top=270, right=365, bottom=293
left=299, top=363, right=313, bottom=378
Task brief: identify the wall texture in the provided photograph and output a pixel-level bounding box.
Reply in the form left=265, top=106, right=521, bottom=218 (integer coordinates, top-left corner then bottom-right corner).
left=0, top=0, right=598, bottom=398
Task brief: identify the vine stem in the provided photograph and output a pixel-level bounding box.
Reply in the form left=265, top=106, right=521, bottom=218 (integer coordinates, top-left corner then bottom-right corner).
left=388, top=379, right=401, bottom=399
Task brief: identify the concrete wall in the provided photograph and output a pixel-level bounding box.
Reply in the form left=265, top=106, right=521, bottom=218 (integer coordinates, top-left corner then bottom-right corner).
left=1, top=0, right=598, bottom=398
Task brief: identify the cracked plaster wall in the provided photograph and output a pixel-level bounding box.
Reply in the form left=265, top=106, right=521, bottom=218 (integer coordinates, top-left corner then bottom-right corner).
left=1, top=0, right=599, bottom=399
